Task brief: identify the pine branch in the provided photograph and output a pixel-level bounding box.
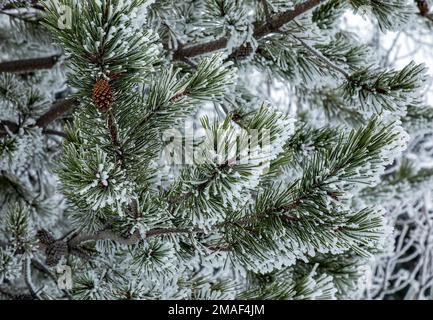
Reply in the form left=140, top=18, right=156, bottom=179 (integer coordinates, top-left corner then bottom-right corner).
left=0, top=55, right=60, bottom=73
left=172, top=0, right=327, bottom=60
left=35, top=98, right=79, bottom=127
left=254, top=0, right=327, bottom=37
left=290, top=34, right=350, bottom=78
left=0, top=98, right=79, bottom=138
left=64, top=226, right=239, bottom=257
left=51, top=124, right=388, bottom=256
left=67, top=227, right=202, bottom=247
left=65, top=206, right=290, bottom=251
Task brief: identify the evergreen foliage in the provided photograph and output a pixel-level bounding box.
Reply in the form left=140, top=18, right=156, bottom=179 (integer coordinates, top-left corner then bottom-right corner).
left=0, top=0, right=432, bottom=300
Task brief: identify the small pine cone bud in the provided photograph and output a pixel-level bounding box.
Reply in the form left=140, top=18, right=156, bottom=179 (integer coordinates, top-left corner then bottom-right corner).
left=36, top=229, right=55, bottom=246
left=45, top=241, right=68, bottom=267
left=92, top=79, right=113, bottom=113
left=230, top=43, right=253, bottom=61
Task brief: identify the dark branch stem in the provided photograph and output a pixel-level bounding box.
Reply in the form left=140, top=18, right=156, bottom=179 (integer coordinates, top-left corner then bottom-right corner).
left=0, top=55, right=60, bottom=73
left=173, top=0, right=327, bottom=60
left=0, top=120, right=19, bottom=137
left=254, top=0, right=326, bottom=37
left=106, top=112, right=119, bottom=148
left=414, top=0, right=433, bottom=21
left=42, top=129, right=67, bottom=138
left=35, top=98, right=79, bottom=128
left=173, top=38, right=228, bottom=61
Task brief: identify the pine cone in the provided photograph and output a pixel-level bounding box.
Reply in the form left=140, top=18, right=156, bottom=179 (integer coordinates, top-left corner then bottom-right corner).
left=36, top=229, right=55, bottom=246
left=45, top=241, right=68, bottom=267
left=230, top=43, right=253, bottom=61
left=92, top=79, right=113, bottom=113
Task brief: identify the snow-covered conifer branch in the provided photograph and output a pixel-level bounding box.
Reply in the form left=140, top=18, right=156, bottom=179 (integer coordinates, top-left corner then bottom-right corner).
left=3, top=0, right=432, bottom=300
left=349, top=0, right=414, bottom=31
left=172, top=0, right=328, bottom=60
left=221, top=118, right=407, bottom=273
left=343, top=62, right=427, bottom=113
left=0, top=98, right=78, bottom=138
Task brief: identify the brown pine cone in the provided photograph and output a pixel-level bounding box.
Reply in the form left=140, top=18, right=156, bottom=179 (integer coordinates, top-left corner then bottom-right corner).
left=36, top=229, right=55, bottom=246
left=92, top=78, right=113, bottom=112
left=45, top=241, right=68, bottom=267
left=229, top=43, right=254, bottom=61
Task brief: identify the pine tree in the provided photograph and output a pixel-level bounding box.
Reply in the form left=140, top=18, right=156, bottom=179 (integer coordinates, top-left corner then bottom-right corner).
left=0, top=0, right=431, bottom=300
left=0, top=0, right=75, bottom=299
left=356, top=0, right=433, bottom=300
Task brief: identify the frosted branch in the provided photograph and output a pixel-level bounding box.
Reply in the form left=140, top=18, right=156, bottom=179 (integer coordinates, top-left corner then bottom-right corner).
left=173, top=0, right=328, bottom=60
left=0, top=98, right=79, bottom=138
